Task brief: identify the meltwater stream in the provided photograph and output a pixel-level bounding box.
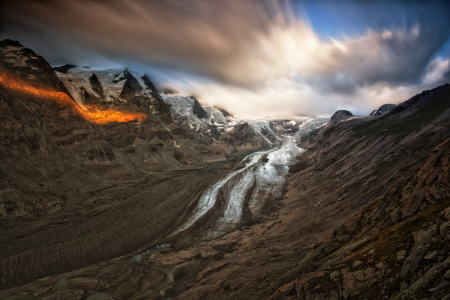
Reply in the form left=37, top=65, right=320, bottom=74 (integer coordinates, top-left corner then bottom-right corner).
left=172, top=138, right=304, bottom=239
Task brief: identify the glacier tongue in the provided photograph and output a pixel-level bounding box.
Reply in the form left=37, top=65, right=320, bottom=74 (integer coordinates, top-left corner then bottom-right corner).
left=171, top=148, right=267, bottom=236
left=168, top=109, right=328, bottom=239
left=172, top=136, right=307, bottom=240
left=204, top=138, right=303, bottom=239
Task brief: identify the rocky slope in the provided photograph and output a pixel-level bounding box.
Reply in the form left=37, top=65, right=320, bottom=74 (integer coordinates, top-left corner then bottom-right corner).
left=0, top=39, right=269, bottom=290
left=133, top=84, right=450, bottom=300
left=3, top=38, right=450, bottom=300
left=262, top=83, right=450, bottom=299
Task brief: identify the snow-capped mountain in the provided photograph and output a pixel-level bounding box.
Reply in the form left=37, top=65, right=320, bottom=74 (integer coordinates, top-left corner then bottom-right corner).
left=161, top=94, right=227, bottom=138
left=161, top=93, right=331, bottom=146
left=54, top=64, right=322, bottom=146
left=54, top=65, right=171, bottom=120
left=160, top=93, right=282, bottom=145
left=56, top=66, right=141, bottom=104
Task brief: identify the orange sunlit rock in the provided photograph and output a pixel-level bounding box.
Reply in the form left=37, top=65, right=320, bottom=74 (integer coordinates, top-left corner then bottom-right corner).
left=0, top=69, right=147, bottom=124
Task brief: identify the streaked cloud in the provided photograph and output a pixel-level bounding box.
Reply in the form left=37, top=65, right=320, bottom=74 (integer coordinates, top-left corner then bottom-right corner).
left=1, top=0, right=449, bottom=117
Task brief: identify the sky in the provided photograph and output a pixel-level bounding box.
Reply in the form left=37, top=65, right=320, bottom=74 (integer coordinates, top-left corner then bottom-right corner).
left=1, top=0, right=450, bottom=118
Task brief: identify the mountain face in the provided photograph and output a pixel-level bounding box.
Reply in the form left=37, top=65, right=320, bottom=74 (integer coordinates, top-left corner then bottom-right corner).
left=161, top=94, right=226, bottom=137
left=55, top=65, right=172, bottom=122
left=0, top=40, right=70, bottom=93
left=3, top=38, right=450, bottom=300
left=190, top=96, right=207, bottom=119
left=219, top=122, right=263, bottom=150
left=0, top=40, right=277, bottom=289
left=260, top=83, right=450, bottom=299
left=160, top=93, right=282, bottom=147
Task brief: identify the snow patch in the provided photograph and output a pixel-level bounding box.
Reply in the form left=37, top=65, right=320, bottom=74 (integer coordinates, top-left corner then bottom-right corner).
left=56, top=66, right=149, bottom=104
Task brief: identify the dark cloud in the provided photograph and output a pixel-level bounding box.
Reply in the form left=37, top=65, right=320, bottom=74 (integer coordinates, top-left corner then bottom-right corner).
left=1, top=0, right=450, bottom=117
left=2, top=1, right=449, bottom=87
left=444, top=71, right=450, bottom=83
left=306, top=23, right=450, bottom=94
left=1, top=0, right=290, bottom=85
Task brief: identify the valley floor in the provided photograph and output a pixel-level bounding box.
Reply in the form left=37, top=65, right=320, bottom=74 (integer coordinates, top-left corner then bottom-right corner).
left=0, top=146, right=264, bottom=298
left=0, top=138, right=309, bottom=300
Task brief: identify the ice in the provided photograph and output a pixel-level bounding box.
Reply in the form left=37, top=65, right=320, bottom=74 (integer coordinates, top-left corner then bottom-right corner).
left=172, top=118, right=325, bottom=239
left=244, top=119, right=280, bottom=144
left=56, top=66, right=149, bottom=104
left=173, top=137, right=304, bottom=239
left=293, top=118, right=329, bottom=140
left=161, top=94, right=247, bottom=139
left=171, top=149, right=268, bottom=235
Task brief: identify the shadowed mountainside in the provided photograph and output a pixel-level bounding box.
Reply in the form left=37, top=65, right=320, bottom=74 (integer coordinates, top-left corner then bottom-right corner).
left=260, top=83, right=450, bottom=299
left=2, top=38, right=450, bottom=300
left=156, top=83, right=450, bottom=300
left=0, top=40, right=267, bottom=290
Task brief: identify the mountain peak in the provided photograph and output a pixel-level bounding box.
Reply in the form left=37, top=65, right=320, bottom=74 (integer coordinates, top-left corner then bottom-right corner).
left=330, top=110, right=353, bottom=122
left=190, top=96, right=207, bottom=119
left=141, top=74, right=158, bottom=92
left=53, top=64, right=78, bottom=74
left=0, top=39, right=23, bottom=48
left=369, top=103, right=396, bottom=117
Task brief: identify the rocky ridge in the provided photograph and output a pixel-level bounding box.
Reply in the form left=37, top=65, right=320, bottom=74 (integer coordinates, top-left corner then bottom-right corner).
left=0, top=40, right=276, bottom=290
left=262, top=84, right=450, bottom=299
